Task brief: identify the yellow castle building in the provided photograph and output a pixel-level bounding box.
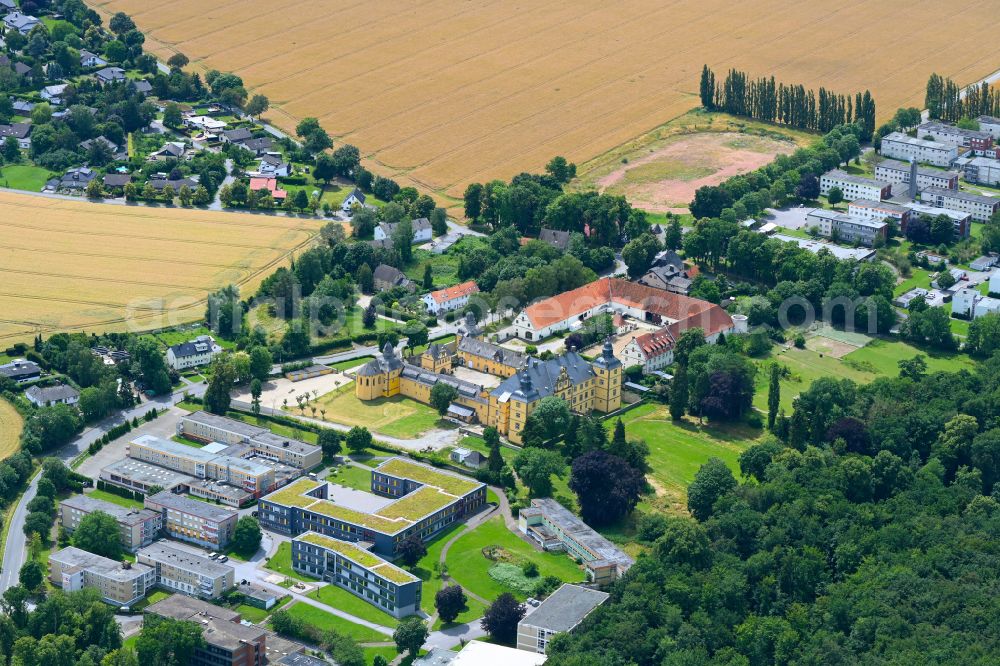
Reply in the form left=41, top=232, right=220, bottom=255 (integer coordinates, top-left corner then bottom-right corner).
left=354, top=314, right=622, bottom=443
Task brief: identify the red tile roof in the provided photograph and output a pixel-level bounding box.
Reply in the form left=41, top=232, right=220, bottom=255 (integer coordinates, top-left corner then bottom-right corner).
left=429, top=280, right=479, bottom=304
left=249, top=176, right=287, bottom=200
left=522, top=277, right=727, bottom=331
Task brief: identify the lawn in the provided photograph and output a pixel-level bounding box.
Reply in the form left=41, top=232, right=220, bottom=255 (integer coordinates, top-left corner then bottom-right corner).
left=307, top=583, right=402, bottom=627
left=842, top=338, right=975, bottom=376
left=0, top=398, right=22, bottom=461
left=752, top=346, right=877, bottom=413
left=265, top=542, right=317, bottom=581
left=309, top=384, right=448, bottom=439
left=611, top=403, right=759, bottom=512
left=282, top=601, right=389, bottom=642
left=0, top=165, right=55, bottom=192
left=327, top=356, right=373, bottom=372
left=406, top=523, right=464, bottom=616
left=894, top=268, right=935, bottom=297
left=444, top=516, right=585, bottom=602
left=154, top=325, right=237, bottom=350
left=364, top=647, right=399, bottom=666
left=86, top=489, right=144, bottom=510
left=326, top=464, right=372, bottom=491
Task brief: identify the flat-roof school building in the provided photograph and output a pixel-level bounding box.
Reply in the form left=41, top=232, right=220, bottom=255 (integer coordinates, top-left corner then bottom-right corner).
left=178, top=411, right=322, bottom=470
left=259, top=457, right=486, bottom=556
left=291, top=531, right=421, bottom=617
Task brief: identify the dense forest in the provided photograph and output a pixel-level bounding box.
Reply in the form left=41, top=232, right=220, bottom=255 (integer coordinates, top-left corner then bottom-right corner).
left=699, top=66, right=876, bottom=139
left=547, top=357, right=1000, bottom=665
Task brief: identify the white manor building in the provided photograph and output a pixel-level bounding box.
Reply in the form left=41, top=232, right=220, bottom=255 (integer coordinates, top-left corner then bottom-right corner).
left=165, top=335, right=222, bottom=371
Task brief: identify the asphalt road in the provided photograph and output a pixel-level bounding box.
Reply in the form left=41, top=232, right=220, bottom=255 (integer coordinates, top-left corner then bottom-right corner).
left=0, top=383, right=205, bottom=592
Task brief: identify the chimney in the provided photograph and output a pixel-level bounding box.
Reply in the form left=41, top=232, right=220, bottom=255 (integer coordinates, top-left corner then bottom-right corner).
left=909, top=157, right=918, bottom=200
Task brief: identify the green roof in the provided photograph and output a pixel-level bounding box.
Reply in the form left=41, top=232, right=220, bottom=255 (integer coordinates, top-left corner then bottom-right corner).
left=308, top=500, right=409, bottom=534
left=375, top=486, right=455, bottom=522
left=376, top=458, right=480, bottom=497
left=264, top=478, right=324, bottom=508
left=373, top=563, right=419, bottom=584
left=297, top=532, right=418, bottom=584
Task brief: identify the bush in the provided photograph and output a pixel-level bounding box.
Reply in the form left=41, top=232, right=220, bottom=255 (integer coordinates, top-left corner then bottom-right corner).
left=794, top=334, right=806, bottom=349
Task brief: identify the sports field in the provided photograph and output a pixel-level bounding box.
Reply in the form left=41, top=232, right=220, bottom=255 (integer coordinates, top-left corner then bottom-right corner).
left=88, top=0, right=999, bottom=202
left=0, top=191, right=316, bottom=344
left=0, top=398, right=22, bottom=461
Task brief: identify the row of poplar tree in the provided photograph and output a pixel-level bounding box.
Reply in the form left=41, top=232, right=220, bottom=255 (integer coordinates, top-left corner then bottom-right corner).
left=699, top=64, right=876, bottom=140
left=925, top=73, right=1000, bottom=122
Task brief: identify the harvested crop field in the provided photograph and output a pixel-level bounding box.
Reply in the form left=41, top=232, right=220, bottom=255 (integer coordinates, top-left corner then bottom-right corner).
left=88, top=0, right=1000, bottom=202
left=0, top=192, right=316, bottom=344
left=0, top=399, right=22, bottom=461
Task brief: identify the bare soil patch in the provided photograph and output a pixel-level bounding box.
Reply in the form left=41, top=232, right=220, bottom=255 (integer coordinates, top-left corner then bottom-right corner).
left=597, top=132, right=796, bottom=212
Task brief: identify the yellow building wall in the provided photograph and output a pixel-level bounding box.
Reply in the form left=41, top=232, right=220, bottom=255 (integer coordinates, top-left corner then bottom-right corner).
left=457, top=351, right=518, bottom=378
left=420, top=353, right=452, bottom=374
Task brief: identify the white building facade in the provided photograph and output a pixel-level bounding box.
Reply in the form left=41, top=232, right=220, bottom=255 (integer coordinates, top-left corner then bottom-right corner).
left=880, top=132, right=958, bottom=167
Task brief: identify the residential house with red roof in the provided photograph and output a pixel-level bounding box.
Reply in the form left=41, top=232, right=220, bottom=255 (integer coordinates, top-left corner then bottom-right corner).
left=422, top=280, right=479, bottom=315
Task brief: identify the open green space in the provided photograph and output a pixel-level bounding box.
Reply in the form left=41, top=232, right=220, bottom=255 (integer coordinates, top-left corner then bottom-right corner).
left=893, top=268, right=935, bottom=297
left=265, top=542, right=317, bottom=582
left=753, top=346, right=877, bottom=413
left=444, top=516, right=585, bottom=602
left=309, top=384, right=448, bottom=439
left=842, top=338, right=974, bottom=376
left=611, top=403, right=758, bottom=511
left=0, top=165, right=55, bottom=192
left=307, top=583, right=402, bottom=627
left=406, top=523, right=464, bottom=616
left=282, top=602, right=388, bottom=642
left=327, top=356, right=373, bottom=372
left=153, top=325, right=237, bottom=350
left=85, top=489, right=144, bottom=510
left=364, top=647, right=399, bottom=666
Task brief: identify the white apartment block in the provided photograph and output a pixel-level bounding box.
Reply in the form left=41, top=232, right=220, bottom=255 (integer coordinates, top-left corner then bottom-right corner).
left=952, top=287, right=1000, bottom=320
left=49, top=547, right=155, bottom=606
left=959, top=156, right=1000, bottom=187
left=880, top=132, right=958, bottom=168
left=848, top=200, right=912, bottom=227
left=805, top=208, right=887, bottom=247
left=916, top=121, right=993, bottom=149
left=60, top=494, right=161, bottom=552
left=136, top=542, right=235, bottom=600
left=144, top=490, right=238, bottom=549
left=979, top=116, right=1000, bottom=139
left=874, top=158, right=959, bottom=190
left=819, top=170, right=892, bottom=201
left=919, top=187, right=1000, bottom=222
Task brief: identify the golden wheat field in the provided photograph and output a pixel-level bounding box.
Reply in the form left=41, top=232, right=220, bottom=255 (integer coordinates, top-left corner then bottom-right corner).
left=88, top=0, right=1000, bottom=201
left=0, top=399, right=22, bottom=460
left=0, top=191, right=316, bottom=344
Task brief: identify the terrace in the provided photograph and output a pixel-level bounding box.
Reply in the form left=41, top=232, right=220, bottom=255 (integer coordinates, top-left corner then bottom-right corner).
left=376, top=458, right=479, bottom=496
